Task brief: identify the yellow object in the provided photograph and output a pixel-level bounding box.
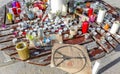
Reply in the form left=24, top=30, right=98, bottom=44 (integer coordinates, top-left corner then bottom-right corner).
left=16, top=42, right=30, bottom=60
left=7, top=13, right=13, bottom=22
left=103, top=24, right=110, bottom=31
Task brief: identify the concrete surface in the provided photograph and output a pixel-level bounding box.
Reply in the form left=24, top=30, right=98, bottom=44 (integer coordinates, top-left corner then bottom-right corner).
left=0, top=0, right=120, bottom=74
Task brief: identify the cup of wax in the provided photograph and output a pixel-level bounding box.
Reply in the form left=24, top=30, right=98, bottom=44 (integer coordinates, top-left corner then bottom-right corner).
left=85, top=34, right=89, bottom=39
left=70, top=27, right=77, bottom=36
left=97, top=28, right=101, bottom=32
left=100, top=29, right=105, bottom=34
left=107, top=37, right=112, bottom=41
left=64, top=34, right=69, bottom=38
left=16, top=42, right=29, bottom=60
left=78, top=31, right=82, bottom=35
left=63, top=27, right=68, bottom=32
left=93, top=32, right=97, bottom=36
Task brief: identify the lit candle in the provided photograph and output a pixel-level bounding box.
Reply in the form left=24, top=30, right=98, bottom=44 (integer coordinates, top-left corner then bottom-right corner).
left=88, top=8, right=93, bottom=17
left=82, top=21, right=89, bottom=34
left=16, top=42, right=29, bottom=60
left=110, top=21, right=120, bottom=34
left=96, top=9, right=106, bottom=23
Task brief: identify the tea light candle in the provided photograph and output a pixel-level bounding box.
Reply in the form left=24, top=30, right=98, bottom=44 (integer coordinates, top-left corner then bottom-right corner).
left=110, top=21, right=120, bottom=34
left=16, top=42, right=29, bottom=60
left=63, top=27, right=68, bottom=32
left=64, top=34, right=69, bottom=38
left=93, top=32, right=97, bottom=36
left=12, top=38, right=18, bottom=45
left=27, top=11, right=34, bottom=20
left=100, top=29, right=105, bottom=34
left=96, top=28, right=101, bottom=32
left=78, top=31, right=82, bottom=35
left=85, top=34, right=89, bottom=39
left=36, top=10, right=43, bottom=18
left=70, top=29, right=77, bottom=36
left=107, top=37, right=112, bottom=41
left=46, top=38, right=51, bottom=43
left=106, top=33, right=110, bottom=36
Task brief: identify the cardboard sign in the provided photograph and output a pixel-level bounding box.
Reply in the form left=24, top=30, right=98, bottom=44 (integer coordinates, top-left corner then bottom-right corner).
left=51, top=43, right=92, bottom=74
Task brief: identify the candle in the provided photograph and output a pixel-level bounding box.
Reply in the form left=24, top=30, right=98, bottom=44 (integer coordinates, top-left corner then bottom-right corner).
left=96, top=9, right=106, bottom=23
left=103, top=24, right=110, bottom=31
left=12, top=1, right=16, bottom=7
left=89, top=15, right=96, bottom=23
left=70, top=29, right=77, bottom=36
left=16, top=1, right=21, bottom=8
left=7, top=13, right=13, bottom=22
left=2, top=24, right=7, bottom=29
left=51, top=0, right=64, bottom=14
left=82, top=21, right=89, bottom=34
left=27, top=11, right=34, bottom=20
left=48, top=12, right=54, bottom=20
left=12, top=7, right=18, bottom=15
left=62, top=3, right=67, bottom=16
left=17, top=8, right=21, bottom=14
left=36, top=10, right=43, bottom=18
left=16, top=42, right=29, bottom=60
left=38, top=28, right=44, bottom=39
left=88, top=8, right=93, bottom=17
left=12, top=38, right=18, bottom=45
left=110, top=21, right=120, bottom=34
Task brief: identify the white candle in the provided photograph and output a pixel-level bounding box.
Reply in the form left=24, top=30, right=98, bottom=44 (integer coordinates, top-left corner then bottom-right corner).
left=61, top=3, right=67, bottom=16
left=110, top=21, right=120, bottom=34
left=48, top=12, right=54, bottom=20
left=96, top=9, right=106, bottom=23
left=51, top=0, right=64, bottom=14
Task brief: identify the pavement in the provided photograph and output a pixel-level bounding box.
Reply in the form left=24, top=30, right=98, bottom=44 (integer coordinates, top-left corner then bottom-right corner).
left=0, top=0, right=120, bottom=74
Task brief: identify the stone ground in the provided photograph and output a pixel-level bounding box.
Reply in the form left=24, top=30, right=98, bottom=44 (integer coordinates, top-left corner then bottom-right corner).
left=0, top=0, right=120, bottom=74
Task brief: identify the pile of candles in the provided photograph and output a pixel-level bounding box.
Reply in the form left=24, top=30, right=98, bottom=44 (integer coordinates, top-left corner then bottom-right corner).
left=7, top=0, right=120, bottom=48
